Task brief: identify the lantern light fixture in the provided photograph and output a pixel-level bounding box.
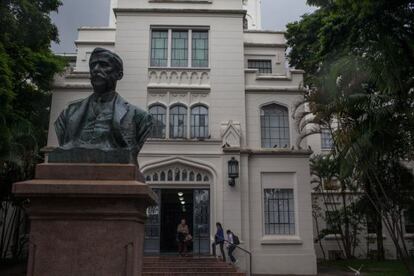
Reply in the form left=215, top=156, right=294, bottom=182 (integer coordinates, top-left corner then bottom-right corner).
left=228, top=157, right=239, bottom=187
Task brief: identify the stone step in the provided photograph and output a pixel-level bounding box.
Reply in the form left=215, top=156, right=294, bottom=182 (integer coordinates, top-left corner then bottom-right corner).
left=143, top=267, right=237, bottom=272
left=144, top=263, right=231, bottom=268
left=142, top=273, right=245, bottom=276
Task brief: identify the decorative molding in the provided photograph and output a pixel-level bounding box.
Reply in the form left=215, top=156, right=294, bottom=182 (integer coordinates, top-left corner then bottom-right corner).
left=148, top=68, right=210, bottom=90
left=220, top=121, right=242, bottom=148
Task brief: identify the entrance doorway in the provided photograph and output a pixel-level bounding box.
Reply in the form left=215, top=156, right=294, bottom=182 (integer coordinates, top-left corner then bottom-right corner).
left=144, top=188, right=210, bottom=255
left=160, top=189, right=193, bottom=253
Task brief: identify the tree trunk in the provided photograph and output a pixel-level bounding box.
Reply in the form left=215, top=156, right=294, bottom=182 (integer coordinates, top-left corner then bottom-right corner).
left=375, top=212, right=385, bottom=261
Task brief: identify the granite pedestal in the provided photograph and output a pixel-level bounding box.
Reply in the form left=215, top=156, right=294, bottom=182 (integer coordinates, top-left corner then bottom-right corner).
left=13, top=163, right=157, bottom=276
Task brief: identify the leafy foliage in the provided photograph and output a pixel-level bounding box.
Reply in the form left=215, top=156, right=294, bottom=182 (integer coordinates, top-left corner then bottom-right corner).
left=0, top=0, right=65, bottom=198
left=287, top=0, right=414, bottom=271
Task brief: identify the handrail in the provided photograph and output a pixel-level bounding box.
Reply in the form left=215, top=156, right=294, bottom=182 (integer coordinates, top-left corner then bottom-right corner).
left=221, top=239, right=252, bottom=276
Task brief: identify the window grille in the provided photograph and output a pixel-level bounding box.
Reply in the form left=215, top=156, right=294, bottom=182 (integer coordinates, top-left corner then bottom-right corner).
left=321, top=128, right=334, bottom=150
left=171, top=31, right=188, bottom=67
left=149, top=105, right=166, bottom=138
left=169, top=105, right=187, bottom=138
left=248, top=59, right=272, bottom=74
left=264, top=189, right=295, bottom=235
left=192, top=31, right=209, bottom=68
left=260, top=104, right=290, bottom=148
left=191, top=105, right=208, bottom=139
left=151, top=30, right=168, bottom=67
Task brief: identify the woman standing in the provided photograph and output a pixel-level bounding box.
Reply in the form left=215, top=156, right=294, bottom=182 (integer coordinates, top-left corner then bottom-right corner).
left=211, top=222, right=226, bottom=262
left=177, top=218, right=189, bottom=256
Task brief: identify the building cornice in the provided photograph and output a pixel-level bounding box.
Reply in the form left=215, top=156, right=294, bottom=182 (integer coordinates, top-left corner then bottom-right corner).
left=223, top=147, right=313, bottom=157
left=114, top=8, right=246, bottom=16
left=245, top=87, right=304, bottom=93
left=244, top=42, right=286, bottom=48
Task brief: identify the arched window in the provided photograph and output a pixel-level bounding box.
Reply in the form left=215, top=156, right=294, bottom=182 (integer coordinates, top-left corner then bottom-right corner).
left=170, top=105, right=187, bottom=138
left=191, top=105, right=208, bottom=139
left=260, top=104, right=290, bottom=148
left=149, top=105, right=166, bottom=138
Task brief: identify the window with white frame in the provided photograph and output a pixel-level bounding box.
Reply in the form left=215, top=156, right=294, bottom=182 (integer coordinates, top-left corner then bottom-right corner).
left=260, top=104, right=290, bottom=148
left=321, top=128, right=334, bottom=150
left=149, top=105, right=167, bottom=138
left=191, top=105, right=209, bottom=139
left=169, top=105, right=187, bottom=139
left=150, top=28, right=209, bottom=68
left=264, top=189, right=295, bottom=235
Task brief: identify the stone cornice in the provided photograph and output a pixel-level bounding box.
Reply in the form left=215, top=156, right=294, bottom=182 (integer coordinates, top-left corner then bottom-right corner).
left=223, top=147, right=313, bottom=157
left=114, top=8, right=246, bottom=16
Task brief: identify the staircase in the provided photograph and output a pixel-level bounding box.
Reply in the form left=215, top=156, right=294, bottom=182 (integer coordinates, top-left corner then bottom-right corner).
left=143, top=256, right=246, bottom=276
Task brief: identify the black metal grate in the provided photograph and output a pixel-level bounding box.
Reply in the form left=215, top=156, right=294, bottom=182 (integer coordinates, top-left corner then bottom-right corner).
left=264, top=189, right=295, bottom=235
left=260, top=104, right=290, bottom=148
left=248, top=59, right=272, bottom=74
left=321, top=128, right=334, bottom=150
left=191, top=105, right=209, bottom=139
left=170, top=105, right=187, bottom=138
left=149, top=105, right=166, bottom=138
left=151, top=30, right=168, bottom=67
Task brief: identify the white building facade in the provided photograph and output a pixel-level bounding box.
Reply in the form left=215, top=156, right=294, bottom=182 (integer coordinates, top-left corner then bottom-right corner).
left=48, top=0, right=317, bottom=274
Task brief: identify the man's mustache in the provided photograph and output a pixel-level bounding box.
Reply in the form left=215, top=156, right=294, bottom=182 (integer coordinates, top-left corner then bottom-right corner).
left=90, top=73, right=106, bottom=80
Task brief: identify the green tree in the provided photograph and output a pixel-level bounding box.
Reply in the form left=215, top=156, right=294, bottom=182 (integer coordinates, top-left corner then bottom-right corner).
left=288, top=0, right=414, bottom=272
left=0, top=0, right=65, bottom=261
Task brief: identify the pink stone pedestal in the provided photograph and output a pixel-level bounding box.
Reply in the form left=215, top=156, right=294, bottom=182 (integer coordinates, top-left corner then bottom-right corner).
left=13, top=163, right=157, bottom=276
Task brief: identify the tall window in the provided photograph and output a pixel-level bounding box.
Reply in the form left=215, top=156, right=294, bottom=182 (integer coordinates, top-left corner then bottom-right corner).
left=191, top=105, right=208, bottom=139
left=171, top=31, right=188, bottom=67
left=150, top=30, right=168, bottom=67
left=248, top=60, right=272, bottom=74
left=325, top=210, right=341, bottom=234
left=149, top=105, right=166, bottom=138
left=405, top=210, right=414, bottom=234
left=150, top=28, right=209, bottom=68
left=260, top=104, right=290, bottom=148
left=192, top=31, right=209, bottom=68
left=170, top=105, right=187, bottom=138
left=264, top=189, right=295, bottom=235
left=321, top=128, right=334, bottom=150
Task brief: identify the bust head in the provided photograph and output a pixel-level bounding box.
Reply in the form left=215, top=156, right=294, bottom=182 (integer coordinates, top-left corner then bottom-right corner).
left=89, top=48, right=124, bottom=94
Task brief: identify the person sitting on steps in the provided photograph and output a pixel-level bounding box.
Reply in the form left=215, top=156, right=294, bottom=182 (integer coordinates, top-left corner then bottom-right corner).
left=212, top=222, right=226, bottom=262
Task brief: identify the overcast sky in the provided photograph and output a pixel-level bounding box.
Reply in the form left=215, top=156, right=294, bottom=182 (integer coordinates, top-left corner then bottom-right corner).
left=51, top=0, right=315, bottom=53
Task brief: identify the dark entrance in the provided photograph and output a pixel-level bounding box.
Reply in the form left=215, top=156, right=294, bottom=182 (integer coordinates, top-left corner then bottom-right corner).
left=160, top=189, right=193, bottom=253
left=144, top=188, right=210, bottom=255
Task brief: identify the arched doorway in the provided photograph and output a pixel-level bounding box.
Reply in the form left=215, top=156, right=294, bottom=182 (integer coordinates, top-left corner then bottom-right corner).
left=143, top=164, right=212, bottom=255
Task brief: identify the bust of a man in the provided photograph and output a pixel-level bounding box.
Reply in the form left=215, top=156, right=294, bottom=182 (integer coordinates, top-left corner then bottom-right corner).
left=54, top=47, right=152, bottom=160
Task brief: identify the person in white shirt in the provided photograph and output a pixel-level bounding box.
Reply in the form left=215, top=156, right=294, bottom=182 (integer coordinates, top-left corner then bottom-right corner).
left=226, top=230, right=237, bottom=264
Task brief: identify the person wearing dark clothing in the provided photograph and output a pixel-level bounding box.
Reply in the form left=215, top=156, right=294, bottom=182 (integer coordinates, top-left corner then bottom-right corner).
left=212, top=222, right=226, bottom=261
left=226, top=230, right=238, bottom=264
left=177, top=219, right=190, bottom=256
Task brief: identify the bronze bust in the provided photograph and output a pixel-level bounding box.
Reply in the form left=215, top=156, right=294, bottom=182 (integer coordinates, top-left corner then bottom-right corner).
left=53, top=48, right=152, bottom=163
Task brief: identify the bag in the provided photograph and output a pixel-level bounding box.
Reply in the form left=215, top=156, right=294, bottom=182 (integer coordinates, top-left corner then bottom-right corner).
left=233, top=234, right=240, bottom=245
left=185, top=234, right=193, bottom=242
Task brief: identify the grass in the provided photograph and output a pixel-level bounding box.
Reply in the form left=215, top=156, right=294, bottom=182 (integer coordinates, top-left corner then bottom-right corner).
left=320, top=259, right=410, bottom=276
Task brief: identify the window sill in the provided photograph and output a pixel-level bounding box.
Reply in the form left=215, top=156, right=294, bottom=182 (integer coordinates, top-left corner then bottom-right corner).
left=323, top=234, right=342, bottom=240
left=365, top=233, right=387, bottom=240
left=404, top=233, right=414, bottom=239
left=260, top=235, right=303, bottom=245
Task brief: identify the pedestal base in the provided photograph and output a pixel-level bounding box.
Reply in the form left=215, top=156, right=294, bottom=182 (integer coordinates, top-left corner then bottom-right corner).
left=13, top=163, right=157, bottom=276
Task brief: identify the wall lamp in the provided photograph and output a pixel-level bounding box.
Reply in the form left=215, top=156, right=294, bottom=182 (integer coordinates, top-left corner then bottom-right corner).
left=228, top=157, right=239, bottom=187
